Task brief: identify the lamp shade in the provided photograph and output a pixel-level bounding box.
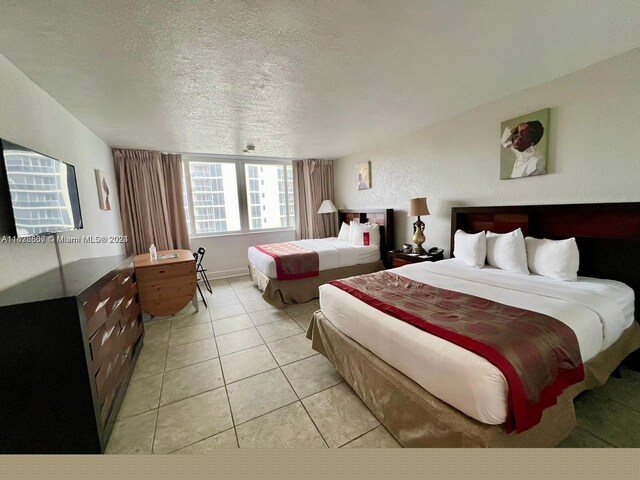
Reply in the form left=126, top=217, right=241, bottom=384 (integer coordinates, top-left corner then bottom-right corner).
left=317, top=199, right=338, bottom=214
left=408, top=197, right=430, bottom=217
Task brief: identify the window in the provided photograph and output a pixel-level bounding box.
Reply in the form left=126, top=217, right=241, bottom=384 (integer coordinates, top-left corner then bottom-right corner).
left=244, top=163, right=295, bottom=231
left=185, top=161, right=240, bottom=234
left=182, top=157, right=295, bottom=236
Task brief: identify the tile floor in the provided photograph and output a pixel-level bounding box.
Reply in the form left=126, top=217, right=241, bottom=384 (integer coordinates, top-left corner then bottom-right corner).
left=106, top=275, right=400, bottom=453
left=557, top=366, right=640, bottom=448
left=106, top=275, right=640, bottom=452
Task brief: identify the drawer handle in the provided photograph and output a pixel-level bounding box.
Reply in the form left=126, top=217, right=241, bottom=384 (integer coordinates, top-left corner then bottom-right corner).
left=101, top=326, right=116, bottom=345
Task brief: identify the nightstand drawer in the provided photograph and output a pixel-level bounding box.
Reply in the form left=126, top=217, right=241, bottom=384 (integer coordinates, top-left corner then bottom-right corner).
left=391, top=257, right=414, bottom=268
left=387, top=250, right=444, bottom=268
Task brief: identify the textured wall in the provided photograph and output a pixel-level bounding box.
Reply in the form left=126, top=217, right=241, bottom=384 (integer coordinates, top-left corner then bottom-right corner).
left=335, top=49, right=640, bottom=255
left=0, top=53, right=124, bottom=291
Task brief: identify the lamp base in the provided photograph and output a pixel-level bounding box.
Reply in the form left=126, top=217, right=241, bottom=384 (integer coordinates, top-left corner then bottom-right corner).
left=412, top=216, right=426, bottom=255
left=412, top=245, right=426, bottom=255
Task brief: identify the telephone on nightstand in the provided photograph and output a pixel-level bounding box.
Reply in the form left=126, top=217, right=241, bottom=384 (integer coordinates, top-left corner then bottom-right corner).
left=426, top=247, right=444, bottom=256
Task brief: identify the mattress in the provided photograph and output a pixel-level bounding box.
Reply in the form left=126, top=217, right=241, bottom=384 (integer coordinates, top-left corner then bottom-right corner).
left=248, top=238, right=380, bottom=279
left=319, top=258, right=634, bottom=425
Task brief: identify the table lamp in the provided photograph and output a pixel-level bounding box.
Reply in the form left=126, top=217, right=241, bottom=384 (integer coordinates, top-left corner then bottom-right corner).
left=408, top=197, right=430, bottom=254
left=318, top=199, right=338, bottom=236
left=317, top=199, right=338, bottom=215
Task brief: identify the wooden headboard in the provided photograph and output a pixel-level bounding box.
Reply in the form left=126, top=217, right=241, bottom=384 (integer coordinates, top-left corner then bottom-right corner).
left=451, top=202, right=640, bottom=319
left=339, top=209, right=394, bottom=268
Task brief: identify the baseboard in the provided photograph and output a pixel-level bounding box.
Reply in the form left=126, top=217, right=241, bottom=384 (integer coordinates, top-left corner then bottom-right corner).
left=206, top=267, right=249, bottom=280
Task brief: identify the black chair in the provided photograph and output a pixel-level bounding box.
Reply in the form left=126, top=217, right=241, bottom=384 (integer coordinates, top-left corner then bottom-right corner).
left=192, top=251, right=208, bottom=308
left=195, top=247, right=213, bottom=293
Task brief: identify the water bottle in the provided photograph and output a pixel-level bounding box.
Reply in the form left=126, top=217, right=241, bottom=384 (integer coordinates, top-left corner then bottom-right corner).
left=149, top=244, right=157, bottom=261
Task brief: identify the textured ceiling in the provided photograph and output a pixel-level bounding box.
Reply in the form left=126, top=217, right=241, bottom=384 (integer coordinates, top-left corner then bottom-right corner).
left=0, top=1, right=639, bottom=159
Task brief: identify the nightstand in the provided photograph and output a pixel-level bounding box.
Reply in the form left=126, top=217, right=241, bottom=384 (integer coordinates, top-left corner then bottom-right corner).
left=387, top=250, right=444, bottom=268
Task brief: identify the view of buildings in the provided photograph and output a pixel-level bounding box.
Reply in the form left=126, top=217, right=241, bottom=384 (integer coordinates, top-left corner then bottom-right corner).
left=185, top=161, right=295, bottom=235
left=3, top=148, right=76, bottom=236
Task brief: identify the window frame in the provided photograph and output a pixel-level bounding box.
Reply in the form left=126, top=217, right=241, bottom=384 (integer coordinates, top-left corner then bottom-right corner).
left=183, top=154, right=296, bottom=238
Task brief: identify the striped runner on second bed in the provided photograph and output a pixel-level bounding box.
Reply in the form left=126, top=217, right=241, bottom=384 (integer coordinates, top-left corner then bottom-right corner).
left=255, top=242, right=320, bottom=280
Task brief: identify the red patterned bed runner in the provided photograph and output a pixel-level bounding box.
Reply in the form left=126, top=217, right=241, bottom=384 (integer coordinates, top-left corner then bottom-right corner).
left=329, top=271, right=585, bottom=432
left=255, top=242, right=320, bottom=280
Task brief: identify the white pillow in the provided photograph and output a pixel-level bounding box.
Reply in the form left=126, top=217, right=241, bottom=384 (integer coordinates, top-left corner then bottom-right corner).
left=453, top=230, right=486, bottom=268
left=525, top=237, right=580, bottom=281
left=486, top=228, right=529, bottom=274
left=337, top=222, right=350, bottom=241
left=349, top=220, right=360, bottom=244
left=350, top=222, right=380, bottom=246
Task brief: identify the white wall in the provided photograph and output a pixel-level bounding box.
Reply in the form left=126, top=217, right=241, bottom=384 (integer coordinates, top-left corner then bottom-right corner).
left=0, top=53, right=124, bottom=290
left=335, top=49, right=640, bottom=255
left=195, top=229, right=295, bottom=278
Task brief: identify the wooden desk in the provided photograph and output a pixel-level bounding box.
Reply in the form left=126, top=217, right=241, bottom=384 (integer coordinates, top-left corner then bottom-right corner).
left=133, top=249, right=197, bottom=317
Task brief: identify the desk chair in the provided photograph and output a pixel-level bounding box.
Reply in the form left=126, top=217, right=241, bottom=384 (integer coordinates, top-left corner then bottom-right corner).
left=192, top=252, right=208, bottom=308
left=195, top=247, right=213, bottom=293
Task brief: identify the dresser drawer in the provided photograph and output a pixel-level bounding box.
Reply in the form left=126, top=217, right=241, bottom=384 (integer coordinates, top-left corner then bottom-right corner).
left=120, top=297, right=136, bottom=324
left=85, top=302, right=108, bottom=339
left=89, top=323, right=119, bottom=371
left=95, top=353, right=119, bottom=403
left=124, top=281, right=138, bottom=303
left=119, top=273, right=135, bottom=298
left=117, top=267, right=135, bottom=286
left=116, top=346, right=132, bottom=384
left=99, top=279, right=119, bottom=313
left=105, top=303, right=123, bottom=331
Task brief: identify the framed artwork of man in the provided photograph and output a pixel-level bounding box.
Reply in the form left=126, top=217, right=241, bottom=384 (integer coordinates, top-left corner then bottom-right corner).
left=500, top=108, right=550, bottom=179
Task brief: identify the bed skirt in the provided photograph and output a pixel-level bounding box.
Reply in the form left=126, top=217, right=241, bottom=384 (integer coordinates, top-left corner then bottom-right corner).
left=307, top=310, right=640, bottom=447
left=248, top=261, right=384, bottom=308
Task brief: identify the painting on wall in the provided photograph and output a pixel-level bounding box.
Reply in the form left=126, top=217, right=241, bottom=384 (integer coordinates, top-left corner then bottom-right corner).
left=357, top=161, right=371, bottom=190
left=94, top=169, right=112, bottom=211
left=500, top=108, right=550, bottom=179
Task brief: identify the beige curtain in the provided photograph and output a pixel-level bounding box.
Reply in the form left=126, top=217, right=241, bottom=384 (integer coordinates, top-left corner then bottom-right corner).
left=293, top=159, right=338, bottom=239
left=113, top=149, right=191, bottom=255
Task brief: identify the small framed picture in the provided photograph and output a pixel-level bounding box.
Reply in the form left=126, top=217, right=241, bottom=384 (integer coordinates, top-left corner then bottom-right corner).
left=94, top=169, right=112, bottom=211
left=357, top=161, right=371, bottom=190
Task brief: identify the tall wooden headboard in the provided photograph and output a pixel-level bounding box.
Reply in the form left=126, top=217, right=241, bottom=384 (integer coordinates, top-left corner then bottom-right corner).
left=339, top=209, right=394, bottom=268
left=451, top=202, right=640, bottom=319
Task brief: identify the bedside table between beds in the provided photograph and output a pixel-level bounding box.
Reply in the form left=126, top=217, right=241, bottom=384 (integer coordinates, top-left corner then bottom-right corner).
left=387, top=250, right=444, bottom=268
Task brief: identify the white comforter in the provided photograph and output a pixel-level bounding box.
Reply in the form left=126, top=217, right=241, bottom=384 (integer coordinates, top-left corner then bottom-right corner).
left=319, top=259, right=634, bottom=425
left=248, top=238, right=380, bottom=279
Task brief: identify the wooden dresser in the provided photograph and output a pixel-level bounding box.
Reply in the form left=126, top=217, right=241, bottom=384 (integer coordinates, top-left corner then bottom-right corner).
left=0, top=255, right=144, bottom=453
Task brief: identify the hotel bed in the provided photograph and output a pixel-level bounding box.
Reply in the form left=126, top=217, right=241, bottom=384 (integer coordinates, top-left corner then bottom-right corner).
left=248, top=209, right=394, bottom=307
left=248, top=238, right=381, bottom=279
left=307, top=202, right=640, bottom=447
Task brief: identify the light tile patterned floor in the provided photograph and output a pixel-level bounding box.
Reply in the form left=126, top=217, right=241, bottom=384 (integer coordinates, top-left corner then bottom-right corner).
left=106, top=275, right=399, bottom=453
left=107, top=275, right=640, bottom=451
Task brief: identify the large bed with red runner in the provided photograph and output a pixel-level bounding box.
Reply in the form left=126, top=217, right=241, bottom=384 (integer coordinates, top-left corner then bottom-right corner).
left=307, top=203, right=640, bottom=447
